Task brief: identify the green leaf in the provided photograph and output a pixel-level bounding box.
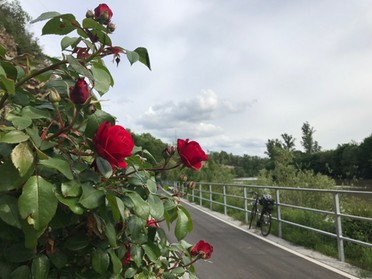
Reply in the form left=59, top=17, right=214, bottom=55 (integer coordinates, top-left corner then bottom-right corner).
left=61, top=180, right=82, bottom=197
left=55, top=192, right=84, bottom=215
left=0, top=44, right=6, bottom=57
left=85, top=109, right=115, bottom=139
left=66, top=55, right=94, bottom=81
left=104, top=218, right=117, bottom=247
left=5, top=243, right=35, bottom=263
left=11, top=142, right=34, bottom=176
left=64, top=234, right=90, bottom=251
left=82, top=18, right=107, bottom=31
left=142, top=243, right=161, bottom=262
left=61, top=36, right=80, bottom=50
left=7, top=115, right=32, bottom=130
left=49, top=251, right=67, bottom=269
left=39, top=157, right=73, bottom=180
left=42, top=14, right=79, bottom=36
left=108, top=249, right=122, bottom=275
left=91, top=62, right=113, bottom=96
left=106, top=193, right=124, bottom=222
left=0, top=195, right=21, bottom=229
left=20, top=219, right=46, bottom=249
left=0, top=159, right=32, bottom=192
left=18, top=176, right=58, bottom=230
left=0, top=75, right=15, bottom=94
left=146, top=177, right=157, bottom=193
left=92, top=249, right=110, bottom=275
left=26, top=126, right=41, bottom=148
left=31, top=11, right=61, bottom=23
left=175, top=207, right=192, bottom=241
left=125, top=268, right=136, bottom=278
left=134, top=47, right=151, bottom=70
left=8, top=265, right=31, bottom=279
left=0, top=130, right=29, bottom=143
left=148, top=194, right=164, bottom=220
left=126, top=50, right=140, bottom=65
left=96, top=156, right=113, bottom=178
left=31, top=255, right=50, bottom=279
left=22, top=106, right=51, bottom=119
left=79, top=183, right=105, bottom=209
left=126, top=191, right=150, bottom=220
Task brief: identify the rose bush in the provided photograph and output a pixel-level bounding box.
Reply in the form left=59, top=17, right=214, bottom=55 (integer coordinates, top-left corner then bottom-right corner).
left=0, top=4, right=211, bottom=278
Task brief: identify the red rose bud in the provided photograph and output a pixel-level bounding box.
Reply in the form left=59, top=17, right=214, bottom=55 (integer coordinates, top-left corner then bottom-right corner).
left=121, top=250, right=131, bottom=266
left=191, top=240, right=213, bottom=260
left=177, top=138, right=208, bottom=171
left=94, top=3, right=113, bottom=24
left=70, top=78, right=90, bottom=104
left=93, top=121, right=134, bottom=169
left=146, top=218, right=159, bottom=228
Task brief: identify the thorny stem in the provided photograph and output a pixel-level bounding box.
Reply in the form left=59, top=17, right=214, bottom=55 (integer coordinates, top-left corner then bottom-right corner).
left=114, top=163, right=182, bottom=179
left=44, top=105, right=79, bottom=141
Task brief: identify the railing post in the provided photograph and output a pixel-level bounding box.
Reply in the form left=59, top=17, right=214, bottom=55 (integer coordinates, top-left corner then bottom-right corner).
left=209, top=184, right=213, bottom=210
left=199, top=183, right=202, bottom=206
left=192, top=187, right=195, bottom=202
left=244, top=187, right=248, bottom=224
left=275, top=189, right=282, bottom=238
left=333, top=193, right=345, bottom=262
left=223, top=185, right=227, bottom=215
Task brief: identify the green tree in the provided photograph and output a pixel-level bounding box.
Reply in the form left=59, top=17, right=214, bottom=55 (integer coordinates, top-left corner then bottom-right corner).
left=281, top=133, right=296, bottom=151
left=301, top=121, right=321, bottom=154
left=0, top=0, right=42, bottom=57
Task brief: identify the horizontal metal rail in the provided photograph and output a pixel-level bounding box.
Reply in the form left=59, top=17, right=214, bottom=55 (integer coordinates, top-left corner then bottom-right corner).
left=169, top=181, right=372, bottom=263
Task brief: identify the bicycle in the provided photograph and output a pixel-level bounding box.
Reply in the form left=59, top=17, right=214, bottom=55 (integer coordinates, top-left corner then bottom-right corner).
left=248, top=192, right=274, bottom=236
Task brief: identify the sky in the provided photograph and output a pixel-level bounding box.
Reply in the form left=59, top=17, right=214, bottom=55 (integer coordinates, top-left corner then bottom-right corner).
left=17, top=0, right=372, bottom=157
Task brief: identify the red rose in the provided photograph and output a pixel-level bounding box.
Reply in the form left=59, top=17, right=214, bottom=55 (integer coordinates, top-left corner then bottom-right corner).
left=121, top=250, right=131, bottom=266
left=70, top=78, right=90, bottom=104
left=94, top=3, right=113, bottom=24
left=190, top=240, right=213, bottom=259
left=146, top=218, right=159, bottom=228
left=93, top=121, right=134, bottom=169
left=177, top=138, right=208, bottom=170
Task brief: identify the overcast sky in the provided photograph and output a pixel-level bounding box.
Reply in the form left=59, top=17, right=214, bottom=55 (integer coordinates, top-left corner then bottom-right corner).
left=17, top=0, right=372, bottom=157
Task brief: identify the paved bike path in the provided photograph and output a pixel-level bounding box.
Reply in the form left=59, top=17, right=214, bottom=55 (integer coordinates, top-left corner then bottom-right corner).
left=167, top=201, right=356, bottom=279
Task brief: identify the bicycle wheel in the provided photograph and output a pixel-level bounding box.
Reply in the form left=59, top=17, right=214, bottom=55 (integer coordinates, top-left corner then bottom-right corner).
left=260, top=211, right=272, bottom=236
left=248, top=204, right=257, bottom=229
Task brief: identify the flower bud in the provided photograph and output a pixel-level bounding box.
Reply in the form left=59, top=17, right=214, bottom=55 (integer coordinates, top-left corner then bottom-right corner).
left=86, top=10, right=94, bottom=18
left=70, top=78, right=90, bottom=105
left=179, top=174, right=188, bottom=182
left=187, top=181, right=196, bottom=190
left=85, top=104, right=96, bottom=115
left=107, top=22, right=116, bottom=33
left=162, top=145, right=176, bottom=159
left=48, top=88, right=61, bottom=104
left=94, top=4, right=113, bottom=25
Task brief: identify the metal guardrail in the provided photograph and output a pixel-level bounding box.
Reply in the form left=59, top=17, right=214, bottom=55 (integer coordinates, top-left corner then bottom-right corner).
left=171, top=181, right=372, bottom=262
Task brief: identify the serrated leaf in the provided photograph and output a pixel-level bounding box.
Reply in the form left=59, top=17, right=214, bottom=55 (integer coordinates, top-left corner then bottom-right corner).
left=18, top=176, right=58, bottom=230
left=55, top=193, right=84, bottom=215
left=42, top=14, right=79, bottom=36
left=134, top=47, right=151, bottom=70
left=66, top=55, right=94, bottom=81
left=0, top=159, right=32, bottom=192
left=92, top=249, right=110, bottom=275
left=148, top=194, right=164, bottom=220
left=146, top=177, right=157, bottom=193
left=126, top=50, right=139, bottom=65
left=61, top=36, right=80, bottom=50
left=0, top=130, right=29, bottom=143
left=142, top=243, right=161, bottom=262
left=96, top=156, right=113, bottom=178
left=22, top=106, right=51, bottom=119
left=7, top=115, right=32, bottom=130
left=126, top=191, right=150, bottom=220
left=61, top=180, right=82, bottom=197
left=0, top=75, right=15, bottom=94
left=39, top=157, right=73, bottom=180
left=108, top=249, right=122, bottom=274
left=79, top=183, right=104, bottom=209
left=82, top=18, right=107, bottom=31
left=31, top=11, right=61, bottom=23
left=91, top=62, right=113, bottom=96
left=11, top=142, right=34, bottom=176
left=0, top=195, right=22, bottom=229
left=175, top=207, right=192, bottom=241
left=31, top=255, right=49, bottom=279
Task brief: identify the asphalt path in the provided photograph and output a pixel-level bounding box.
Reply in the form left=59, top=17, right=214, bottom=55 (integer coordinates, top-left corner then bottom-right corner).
left=166, top=202, right=351, bottom=279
